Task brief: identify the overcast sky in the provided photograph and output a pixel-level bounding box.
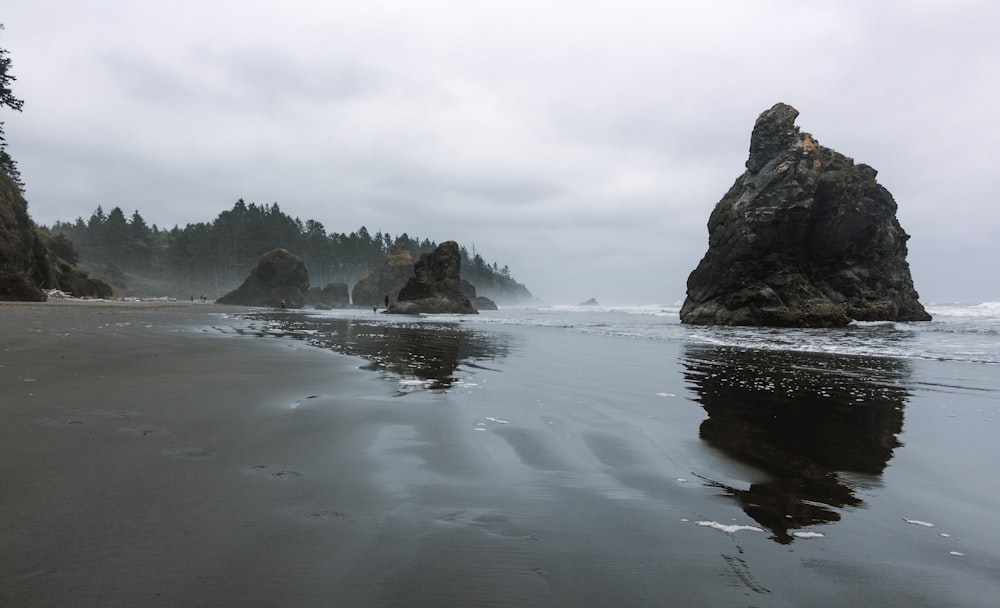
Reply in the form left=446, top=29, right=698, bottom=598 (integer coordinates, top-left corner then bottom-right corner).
left=4, top=1, right=998, bottom=304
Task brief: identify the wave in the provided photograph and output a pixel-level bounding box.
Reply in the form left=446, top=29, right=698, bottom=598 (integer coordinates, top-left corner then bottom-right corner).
left=926, top=302, right=1000, bottom=319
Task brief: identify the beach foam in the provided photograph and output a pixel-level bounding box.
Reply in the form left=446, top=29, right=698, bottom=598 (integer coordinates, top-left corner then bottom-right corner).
left=904, top=519, right=935, bottom=527
left=696, top=521, right=764, bottom=534
left=792, top=531, right=826, bottom=539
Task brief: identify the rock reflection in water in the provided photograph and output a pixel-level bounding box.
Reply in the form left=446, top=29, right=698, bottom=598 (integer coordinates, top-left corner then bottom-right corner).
left=683, top=344, right=909, bottom=543
left=236, top=312, right=511, bottom=390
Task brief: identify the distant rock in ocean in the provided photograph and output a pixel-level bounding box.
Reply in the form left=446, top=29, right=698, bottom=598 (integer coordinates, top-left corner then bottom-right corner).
left=579, top=298, right=599, bottom=306
left=306, top=282, right=350, bottom=309
left=680, top=103, right=931, bottom=327
left=217, top=248, right=309, bottom=308
left=351, top=244, right=415, bottom=308
left=387, top=241, right=478, bottom=314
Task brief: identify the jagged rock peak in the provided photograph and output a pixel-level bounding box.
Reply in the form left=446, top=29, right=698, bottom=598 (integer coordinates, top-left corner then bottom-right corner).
left=747, top=103, right=803, bottom=173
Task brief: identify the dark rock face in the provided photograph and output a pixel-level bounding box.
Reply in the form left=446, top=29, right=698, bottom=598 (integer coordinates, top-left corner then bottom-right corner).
left=351, top=245, right=415, bottom=308
left=388, top=241, right=478, bottom=314
left=1, top=172, right=111, bottom=300
left=680, top=103, right=931, bottom=327
left=217, top=248, right=309, bottom=308
left=306, top=282, right=350, bottom=309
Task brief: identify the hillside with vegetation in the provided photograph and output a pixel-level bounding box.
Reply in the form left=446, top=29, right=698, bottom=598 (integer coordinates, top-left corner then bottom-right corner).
left=46, top=200, right=533, bottom=304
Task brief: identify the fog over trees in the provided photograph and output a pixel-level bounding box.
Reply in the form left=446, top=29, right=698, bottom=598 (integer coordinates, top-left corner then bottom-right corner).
left=46, top=199, right=532, bottom=303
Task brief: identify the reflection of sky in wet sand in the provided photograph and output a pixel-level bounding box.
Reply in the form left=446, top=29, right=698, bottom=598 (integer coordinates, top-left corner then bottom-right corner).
left=683, top=345, right=910, bottom=544
left=234, top=312, right=513, bottom=391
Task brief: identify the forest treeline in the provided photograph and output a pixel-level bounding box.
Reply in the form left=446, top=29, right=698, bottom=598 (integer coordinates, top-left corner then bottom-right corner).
left=46, top=199, right=532, bottom=303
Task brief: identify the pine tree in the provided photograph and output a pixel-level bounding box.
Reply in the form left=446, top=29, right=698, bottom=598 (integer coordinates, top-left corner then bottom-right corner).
left=0, top=24, right=25, bottom=188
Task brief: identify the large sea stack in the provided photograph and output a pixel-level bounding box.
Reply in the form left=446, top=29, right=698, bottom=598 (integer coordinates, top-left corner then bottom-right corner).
left=217, top=248, right=309, bottom=308
left=387, top=241, right=477, bottom=314
left=680, top=103, right=931, bottom=327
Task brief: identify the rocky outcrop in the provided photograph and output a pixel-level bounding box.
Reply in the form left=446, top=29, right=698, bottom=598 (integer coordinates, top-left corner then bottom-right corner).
left=460, top=278, right=497, bottom=311
left=1, top=172, right=111, bottom=300
left=54, top=264, right=114, bottom=298
left=306, top=282, right=350, bottom=309
left=217, top=248, right=309, bottom=308
left=388, top=241, right=478, bottom=314
left=351, top=245, right=415, bottom=308
left=471, top=296, right=498, bottom=311
left=680, top=103, right=931, bottom=327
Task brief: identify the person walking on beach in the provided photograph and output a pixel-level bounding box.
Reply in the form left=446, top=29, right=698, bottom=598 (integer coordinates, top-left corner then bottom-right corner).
left=280, top=298, right=287, bottom=309
left=385, top=294, right=390, bottom=309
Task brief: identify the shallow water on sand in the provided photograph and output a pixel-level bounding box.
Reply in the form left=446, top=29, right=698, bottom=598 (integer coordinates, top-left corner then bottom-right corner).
left=225, top=306, right=1000, bottom=606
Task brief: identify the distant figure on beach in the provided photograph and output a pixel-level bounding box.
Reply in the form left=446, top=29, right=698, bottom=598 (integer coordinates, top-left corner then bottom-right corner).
left=280, top=298, right=287, bottom=309
left=373, top=305, right=377, bottom=314
left=385, top=294, right=390, bottom=309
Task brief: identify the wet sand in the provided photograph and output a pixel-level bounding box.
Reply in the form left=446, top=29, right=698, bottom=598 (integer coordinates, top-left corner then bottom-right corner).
left=1, top=301, right=387, bottom=606
left=2, top=302, right=998, bottom=607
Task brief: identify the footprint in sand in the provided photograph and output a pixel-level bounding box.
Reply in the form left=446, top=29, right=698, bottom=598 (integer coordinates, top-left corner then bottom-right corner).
left=163, top=447, right=212, bottom=459
left=117, top=424, right=169, bottom=437
left=34, top=417, right=86, bottom=427
left=247, top=464, right=304, bottom=480
left=305, top=510, right=352, bottom=522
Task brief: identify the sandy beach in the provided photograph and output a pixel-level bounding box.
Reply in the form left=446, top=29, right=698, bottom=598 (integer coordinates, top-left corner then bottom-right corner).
left=1, top=301, right=387, bottom=606
left=2, top=301, right=998, bottom=607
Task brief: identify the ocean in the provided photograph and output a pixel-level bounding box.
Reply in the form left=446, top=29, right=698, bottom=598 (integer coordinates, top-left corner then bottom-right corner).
left=222, top=302, right=1000, bottom=606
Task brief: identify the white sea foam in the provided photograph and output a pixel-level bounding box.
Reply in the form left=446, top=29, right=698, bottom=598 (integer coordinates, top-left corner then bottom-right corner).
left=398, top=379, right=432, bottom=386
left=696, top=521, right=764, bottom=534
left=792, top=531, right=826, bottom=539
left=485, top=416, right=509, bottom=424
left=949, top=551, right=965, bottom=557
left=904, top=519, right=935, bottom=527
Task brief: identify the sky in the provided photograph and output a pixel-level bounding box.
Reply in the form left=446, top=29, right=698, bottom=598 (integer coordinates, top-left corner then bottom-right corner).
left=3, top=0, right=998, bottom=305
